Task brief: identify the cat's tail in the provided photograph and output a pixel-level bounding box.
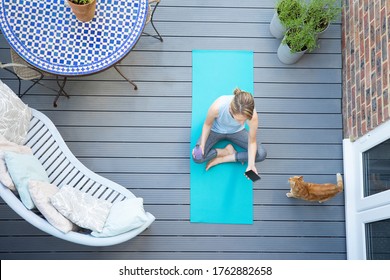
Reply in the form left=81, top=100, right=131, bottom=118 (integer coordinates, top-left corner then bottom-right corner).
left=336, top=173, right=343, bottom=192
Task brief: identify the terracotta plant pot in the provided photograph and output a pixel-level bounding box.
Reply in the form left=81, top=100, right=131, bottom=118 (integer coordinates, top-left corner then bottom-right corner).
left=68, top=0, right=96, bottom=22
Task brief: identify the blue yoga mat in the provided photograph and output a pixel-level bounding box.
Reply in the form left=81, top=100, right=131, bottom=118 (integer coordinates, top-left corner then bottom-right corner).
left=190, top=50, right=254, bottom=224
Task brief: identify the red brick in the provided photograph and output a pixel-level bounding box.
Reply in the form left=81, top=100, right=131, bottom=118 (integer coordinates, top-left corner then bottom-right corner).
left=377, top=76, right=383, bottom=98
left=361, top=79, right=366, bottom=99
left=369, top=2, right=375, bottom=23
left=375, top=27, right=381, bottom=54
left=370, top=24, right=375, bottom=48
left=359, top=7, right=363, bottom=30
left=376, top=53, right=382, bottom=75
left=373, top=112, right=378, bottom=127
left=360, top=57, right=365, bottom=80
left=353, top=125, right=357, bottom=137
left=371, top=72, right=377, bottom=95
left=381, top=8, right=386, bottom=35
left=375, top=2, right=380, bottom=26
left=364, top=0, right=369, bottom=12
left=382, top=36, right=388, bottom=61
left=365, top=38, right=369, bottom=60
left=365, top=64, right=371, bottom=86
left=378, top=96, right=383, bottom=124
left=388, top=38, right=390, bottom=60
left=383, top=62, right=388, bottom=88
left=366, top=106, right=372, bottom=128
left=357, top=112, right=362, bottom=136
left=362, top=120, right=367, bottom=135
left=371, top=47, right=376, bottom=70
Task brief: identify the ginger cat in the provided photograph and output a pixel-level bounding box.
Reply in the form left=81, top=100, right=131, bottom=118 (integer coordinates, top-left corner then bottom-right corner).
left=286, top=173, right=343, bottom=203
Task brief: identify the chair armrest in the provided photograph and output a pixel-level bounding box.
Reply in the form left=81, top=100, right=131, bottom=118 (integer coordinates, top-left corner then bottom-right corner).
left=1, top=62, right=29, bottom=69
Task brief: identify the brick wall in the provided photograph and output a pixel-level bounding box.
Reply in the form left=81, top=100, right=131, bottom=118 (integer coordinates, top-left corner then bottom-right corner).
left=342, top=0, right=389, bottom=139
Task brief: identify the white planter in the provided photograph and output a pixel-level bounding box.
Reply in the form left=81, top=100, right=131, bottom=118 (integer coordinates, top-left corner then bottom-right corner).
left=277, top=41, right=306, bottom=64
left=269, top=11, right=286, bottom=39
left=316, top=23, right=330, bottom=37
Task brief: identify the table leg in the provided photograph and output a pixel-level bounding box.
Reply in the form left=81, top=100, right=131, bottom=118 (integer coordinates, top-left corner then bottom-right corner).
left=114, top=65, right=138, bottom=90
left=53, top=76, right=70, bottom=107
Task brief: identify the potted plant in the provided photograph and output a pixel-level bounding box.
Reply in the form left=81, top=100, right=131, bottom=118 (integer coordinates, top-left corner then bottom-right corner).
left=67, top=0, right=96, bottom=22
left=277, top=22, right=318, bottom=64
left=306, top=0, right=341, bottom=34
left=270, top=0, right=305, bottom=38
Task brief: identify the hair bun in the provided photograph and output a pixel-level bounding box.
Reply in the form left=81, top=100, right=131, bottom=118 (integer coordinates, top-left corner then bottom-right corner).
left=233, top=87, right=242, bottom=95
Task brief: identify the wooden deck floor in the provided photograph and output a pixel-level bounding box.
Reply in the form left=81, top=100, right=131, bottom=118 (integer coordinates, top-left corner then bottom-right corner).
left=0, top=0, right=345, bottom=259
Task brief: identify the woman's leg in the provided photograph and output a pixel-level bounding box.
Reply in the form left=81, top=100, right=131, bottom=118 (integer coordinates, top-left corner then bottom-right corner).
left=205, top=150, right=236, bottom=170
left=203, top=132, right=238, bottom=170
left=192, top=131, right=234, bottom=163
left=227, top=130, right=267, bottom=163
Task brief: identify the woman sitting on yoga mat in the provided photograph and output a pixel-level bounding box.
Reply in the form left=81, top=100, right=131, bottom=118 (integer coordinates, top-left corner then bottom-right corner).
left=192, top=88, right=267, bottom=174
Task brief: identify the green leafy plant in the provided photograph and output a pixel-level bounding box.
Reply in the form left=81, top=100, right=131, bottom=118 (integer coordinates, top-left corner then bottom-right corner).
left=68, top=0, right=92, bottom=4
left=306, top=0, right=341, bottom=32
left=282, top=23, right=318, bottom=53
left=276, top=0, right=306, bottom=28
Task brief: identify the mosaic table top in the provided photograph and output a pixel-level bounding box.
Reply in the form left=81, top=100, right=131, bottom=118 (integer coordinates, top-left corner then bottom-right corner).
left=0, top=0, right=147, bottom=75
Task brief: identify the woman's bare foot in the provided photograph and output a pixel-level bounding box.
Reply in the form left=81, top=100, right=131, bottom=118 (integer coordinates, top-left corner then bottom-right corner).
left=206, top=157, right=222, bottom=171
left=216, top=144, right=236, bottom=157
left=206, top=145, right=237, bottom=171
left=225, top=144, right=236, bottom=155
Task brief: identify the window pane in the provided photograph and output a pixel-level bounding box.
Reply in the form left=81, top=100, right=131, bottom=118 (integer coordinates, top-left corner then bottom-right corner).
left=365, top=219, right=390, bottom=260
left=363, top=139, right=390, bottom=197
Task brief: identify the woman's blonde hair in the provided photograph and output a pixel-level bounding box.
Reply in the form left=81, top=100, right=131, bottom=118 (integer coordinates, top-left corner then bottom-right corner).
left=230, top=88, right=254, bottom=120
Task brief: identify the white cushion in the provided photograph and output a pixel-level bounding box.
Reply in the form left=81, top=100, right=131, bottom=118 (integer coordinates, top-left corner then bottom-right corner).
left=0, top=153, right=14, bottom=190
left=92, top=198, right=148, bottom=237
left=50, top=185, right=112, bottom=232
left=4, top=151, right=50, bottom=209
left=0, top=79, right=32, bottom=145
left=0, top=135, right=32, bottom=191
left=28, top=180, right=76, bottom=233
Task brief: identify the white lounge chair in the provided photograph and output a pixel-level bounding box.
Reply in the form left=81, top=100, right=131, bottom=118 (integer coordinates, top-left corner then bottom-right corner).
left=0, top=108, right=155, bottom=246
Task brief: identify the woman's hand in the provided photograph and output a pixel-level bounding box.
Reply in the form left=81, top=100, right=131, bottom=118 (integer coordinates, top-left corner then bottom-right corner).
left=192, top=144, right=205, bottom=159
left=245, top=165, right=259, bottom=178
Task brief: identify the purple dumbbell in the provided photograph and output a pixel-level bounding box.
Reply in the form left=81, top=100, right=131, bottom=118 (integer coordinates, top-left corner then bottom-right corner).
left=193, top=145, right=203, bottom=160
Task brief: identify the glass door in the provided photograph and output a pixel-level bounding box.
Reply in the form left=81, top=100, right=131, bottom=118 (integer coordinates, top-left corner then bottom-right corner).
left=365, top=218, right=390, bottom=259
left=343, top=120, right=390, bottom=259
left=363, top=139, right=390, bottom=197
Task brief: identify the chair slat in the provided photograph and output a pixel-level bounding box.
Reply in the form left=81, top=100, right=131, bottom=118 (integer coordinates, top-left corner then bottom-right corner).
left=48, top=159, right=71, bottom=182
left=78, top=179, right=96, bottom=192
left=63, top=171, right=84, bottom=187
left=44, top=152, right=67, bottom=175
left=52, top=166, right=78, bottom=187
left=32, top=137, right=56, bottom=160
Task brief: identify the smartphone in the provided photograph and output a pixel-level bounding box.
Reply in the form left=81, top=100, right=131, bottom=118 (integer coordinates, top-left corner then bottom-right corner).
left=245, top=170, right=261, bottom=182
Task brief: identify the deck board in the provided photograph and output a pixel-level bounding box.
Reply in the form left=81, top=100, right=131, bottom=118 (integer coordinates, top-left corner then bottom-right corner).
left=0, top=0, right=345, bottom=259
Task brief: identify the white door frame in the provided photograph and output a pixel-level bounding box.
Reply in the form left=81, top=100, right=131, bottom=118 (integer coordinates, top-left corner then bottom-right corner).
left=343, top=120, right=390, bottom=259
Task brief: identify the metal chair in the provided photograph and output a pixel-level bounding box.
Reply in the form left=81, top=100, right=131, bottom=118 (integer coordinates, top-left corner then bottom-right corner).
left=142, top=0, right=163, bottom=42
left=3, top=49, right=69, bottom=107
left=0, top=49, right=45, bottom=98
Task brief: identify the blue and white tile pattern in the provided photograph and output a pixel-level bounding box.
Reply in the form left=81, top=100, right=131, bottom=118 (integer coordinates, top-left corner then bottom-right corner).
left=0, top=0, right=147, bottom=75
